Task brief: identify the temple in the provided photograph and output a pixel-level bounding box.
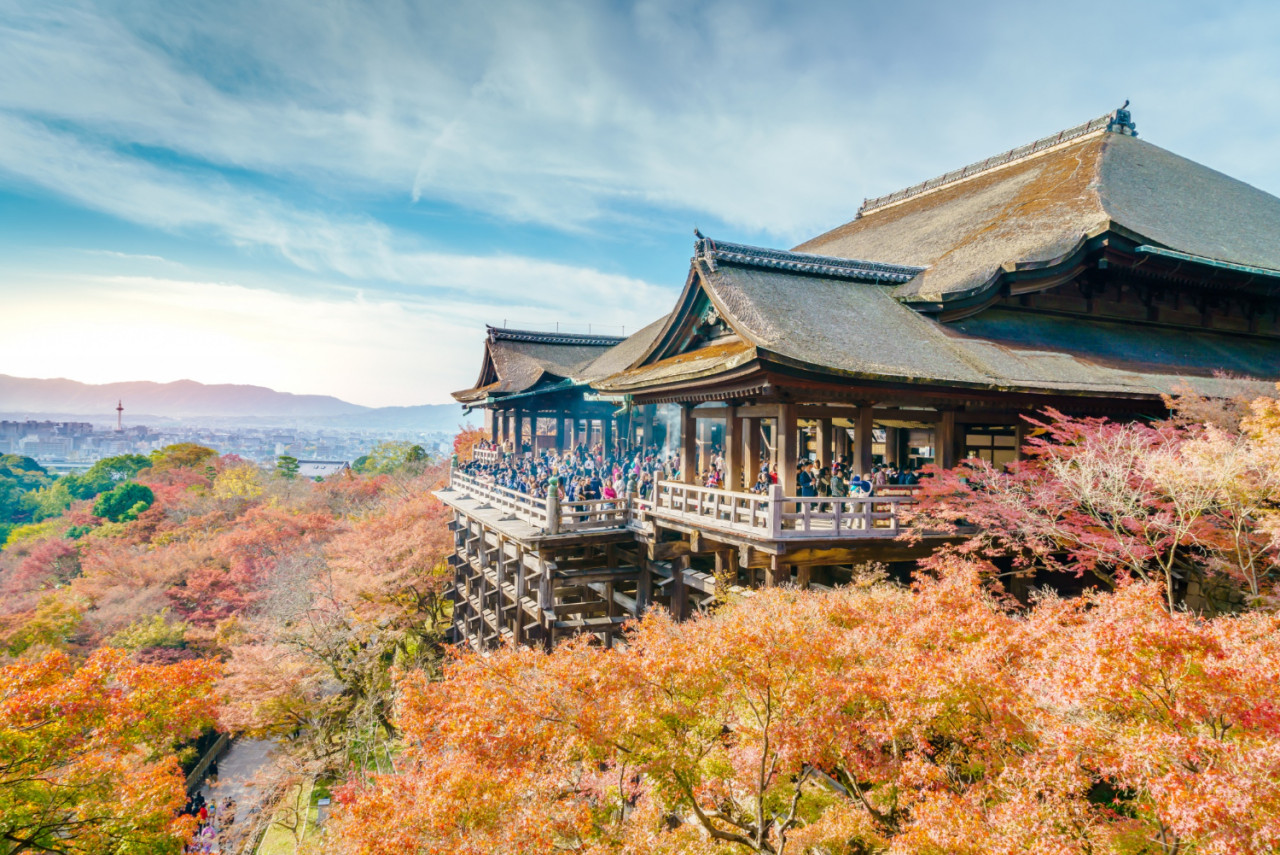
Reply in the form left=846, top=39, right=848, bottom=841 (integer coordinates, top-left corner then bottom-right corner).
left=441, top=106, right=1280, bottom=651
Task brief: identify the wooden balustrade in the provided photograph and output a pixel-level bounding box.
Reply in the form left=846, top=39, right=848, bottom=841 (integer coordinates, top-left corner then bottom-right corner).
left=651, top=481, right=915, bottom=541
left=449, top=468, right=627, bottom=534
left=473, top=447, right=501, bottom=465
left=450, top=468, right=917, bottom=541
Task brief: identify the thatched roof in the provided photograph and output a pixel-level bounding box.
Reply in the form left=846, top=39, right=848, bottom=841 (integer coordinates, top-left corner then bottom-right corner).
left=452, top=327, right=625, bottom=404
left=594, top=242, right=1280, bottom=401
left=795, top=112, right=1280, bottom=308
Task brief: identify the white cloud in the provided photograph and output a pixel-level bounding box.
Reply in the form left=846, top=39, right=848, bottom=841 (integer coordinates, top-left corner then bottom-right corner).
left=3, top=0, right=1273, bottom=241
left=0, top=113, right=673, bottom=318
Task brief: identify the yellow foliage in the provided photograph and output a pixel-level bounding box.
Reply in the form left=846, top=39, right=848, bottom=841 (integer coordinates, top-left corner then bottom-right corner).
left=213, top=463, right=265, bottom=502
left=3, top=520, right=59, bottom=548
left=87, top=521, right=129, bottom=539
left=5, top=594, right=84, bottom=654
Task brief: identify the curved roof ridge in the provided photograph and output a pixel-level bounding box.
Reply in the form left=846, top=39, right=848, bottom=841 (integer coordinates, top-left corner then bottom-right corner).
left=695, top=235, right=924, bottom=284
left=486, top=326, right=627, bottom=347
left=858, top=109, right=1133, bottom=218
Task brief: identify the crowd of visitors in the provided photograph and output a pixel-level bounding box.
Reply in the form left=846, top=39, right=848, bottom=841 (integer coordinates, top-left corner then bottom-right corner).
left=462, top=442, right=680, bottom=502
left=464, top=440, right=923, bottom=501
left=181, top=791, right=236, bottom=854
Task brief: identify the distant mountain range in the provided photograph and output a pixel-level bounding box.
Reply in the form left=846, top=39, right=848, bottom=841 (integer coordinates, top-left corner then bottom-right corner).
left=0, top=375, right=474, bottom=431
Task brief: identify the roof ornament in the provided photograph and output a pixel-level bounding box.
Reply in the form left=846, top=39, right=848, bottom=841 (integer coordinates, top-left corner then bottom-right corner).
left=1107, top=100, right=1138, bottom=137
left=694, top=227, right=718, bottom=270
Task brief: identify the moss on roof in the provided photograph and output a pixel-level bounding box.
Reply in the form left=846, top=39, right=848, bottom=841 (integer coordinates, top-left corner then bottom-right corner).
left=796, top=131, right=1280, bottom=307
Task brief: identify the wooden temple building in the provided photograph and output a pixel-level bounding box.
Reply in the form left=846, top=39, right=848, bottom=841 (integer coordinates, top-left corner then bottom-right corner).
left=441, top=106, right=1280, bottom=650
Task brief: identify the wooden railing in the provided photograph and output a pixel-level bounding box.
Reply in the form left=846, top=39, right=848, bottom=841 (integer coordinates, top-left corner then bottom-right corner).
left=651, top=481, right=776, bottom=537
left=472, top=447, right=501, bottom=465
left=449, top=469, right=552, bottom=528
left=651, top=482, right=917, bottom=540
left=448, top=469, right=627, bottom=534
left=450, top=469, right=918, bottom=541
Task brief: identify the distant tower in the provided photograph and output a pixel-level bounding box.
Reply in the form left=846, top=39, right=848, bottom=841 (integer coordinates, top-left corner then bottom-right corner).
left=116, top=400, right=123, bottom=432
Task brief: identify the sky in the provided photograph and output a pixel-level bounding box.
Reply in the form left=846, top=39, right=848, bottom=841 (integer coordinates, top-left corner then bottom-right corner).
left=2, top=1, right=1280, bottom=407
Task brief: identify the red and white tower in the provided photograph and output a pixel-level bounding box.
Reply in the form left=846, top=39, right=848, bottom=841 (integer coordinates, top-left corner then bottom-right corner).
left=116, top=400, right=123, bottom=432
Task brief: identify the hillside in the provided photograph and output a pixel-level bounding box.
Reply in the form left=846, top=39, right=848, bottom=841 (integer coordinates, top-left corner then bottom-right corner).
left=0, top=375, right=473, bottom=430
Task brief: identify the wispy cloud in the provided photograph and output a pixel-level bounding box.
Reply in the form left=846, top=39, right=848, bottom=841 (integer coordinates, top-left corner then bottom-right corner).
left=2, top=0, right=1280, bottom=405
left=6, top=0, right=1275, bottom=241
left=0, top=113, right=672, bottom=318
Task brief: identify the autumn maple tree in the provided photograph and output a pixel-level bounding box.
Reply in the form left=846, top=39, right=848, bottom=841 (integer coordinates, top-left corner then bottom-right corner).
left=325, top=560, right=1280, bottom=855
left=908, top=397, right=1280, bottom=611
left=0, top=648, right=220, bottom=854
left=452, top=424, right=488, bottom=463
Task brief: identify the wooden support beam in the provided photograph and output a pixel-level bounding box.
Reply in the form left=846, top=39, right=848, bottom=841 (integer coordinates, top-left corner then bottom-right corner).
left=765, top=553, right=785, bottom=587
left=672, top=556, right=690, bottom=621
left=680, top=404, right=697, bottom=484
left=883, top=426, right=899, bottom=466
left=853, top=406, right=875, bottom=476
left=724, top=406, right=742, bottom=492
left=697, top=417, right=713, bottom=477
left=648, top=540, right=692, bottom=561
left=796, top=564, right=812, bottom=589
left=776, top=403, right=798, bottom=497
left=745, top=417, right=762, bottom=488
left=816, top=418, right=832, bottom=467
left=636, top=559, right=653, bottom=616
left=939, top=410, right=957, bottom=469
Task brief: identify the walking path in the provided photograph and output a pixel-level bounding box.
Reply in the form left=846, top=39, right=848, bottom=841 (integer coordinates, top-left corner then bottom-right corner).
left=186, top=738, right=276, bottom=854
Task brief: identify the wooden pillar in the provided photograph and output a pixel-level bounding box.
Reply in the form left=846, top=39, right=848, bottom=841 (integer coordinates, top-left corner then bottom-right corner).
left=680, top=404, right=697, bottom=484
left=556, top=413, right=568, bottom=452
left=765, top=554, right=785, bottom=587
left=642, top=406, right=655, bottom=448
left=1014, top=418, right=1027, bottom=462
left=603, top=417, right=614, bottom=456
left=816, top=418, right=832, bottom=467
left=883, top=426, right=899, bottom=466
left=939, top=410, right=957, bottom=469
left=724, top=406, right=741, bottom=491
left=776, top=402, right=798, bottom=496
left=697, top=418, right=713, bottom=477
left=853, top=406, right=874, bottom=476
left=745, top=417, right=762, bottom=487
left=637, top=559, right=653, bottom=616
left=796, top=563, right=812, bottom=590
left=513, top=409, right=525, bottom=453
left=673, top=555, right=690, bottom=621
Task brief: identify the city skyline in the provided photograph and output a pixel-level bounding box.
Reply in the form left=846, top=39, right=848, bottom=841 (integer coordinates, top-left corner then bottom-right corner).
left=3, top=0, right=1280, bottom=406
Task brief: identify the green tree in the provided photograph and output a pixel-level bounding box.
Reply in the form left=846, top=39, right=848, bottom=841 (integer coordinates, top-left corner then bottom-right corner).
left=0, top=455, right=51, bottom=526
left=92, top=482, right=155, bottom=523
left=354, top=441, right=430, bottom=475
left=276, top=455, right=300, bottom=479
left=22, top=480, right=75, bottom=521
left=60, top=454, right=150, bottom=501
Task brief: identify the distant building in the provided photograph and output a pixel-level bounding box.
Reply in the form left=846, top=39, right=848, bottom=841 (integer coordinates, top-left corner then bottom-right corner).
left=296, top=459, right=350, bottom=479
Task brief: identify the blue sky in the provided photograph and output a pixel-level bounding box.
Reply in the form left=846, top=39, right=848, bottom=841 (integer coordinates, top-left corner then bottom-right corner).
left=2, top=0, right=1280, bottom=406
